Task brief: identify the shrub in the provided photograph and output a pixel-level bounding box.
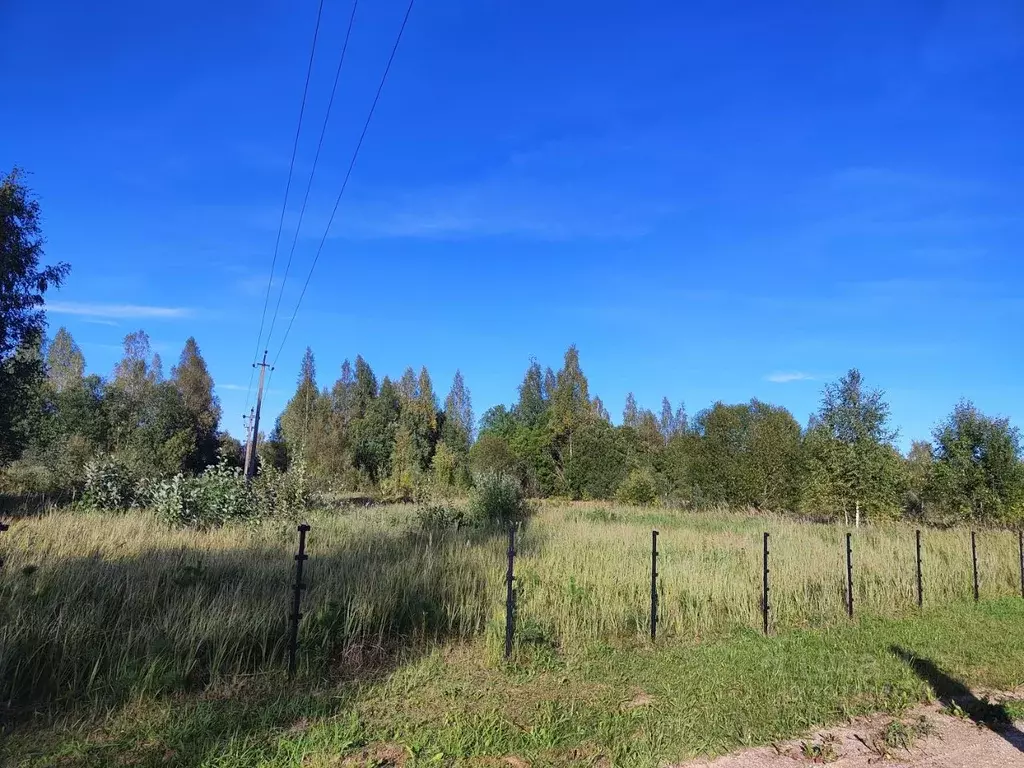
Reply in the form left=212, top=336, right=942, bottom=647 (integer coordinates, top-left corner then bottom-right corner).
left=468, top=472, right=531, bottom=527
left=416, top=503, right=465, bottom=530
left=0, top=459, right=58, bottom=497
left=153, top=462, right=256, bottom=529
left=615, top=468, right=659, bottom=506
left=252, top=460, right=309, bottom=520
left=83, top=457, right=140, bottom=511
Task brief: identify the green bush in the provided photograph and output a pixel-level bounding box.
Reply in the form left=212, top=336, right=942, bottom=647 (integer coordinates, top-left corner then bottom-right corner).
left=83, top=457, right=141, bottom=511
left=416, top=503, right=465, bottom=530
left=153, top=462, right=256, bottom=529
left=615, top=468, right=659, bottom=506
left=251, top=460, right=309, bottom=519
left=0, top=459, right=58, bottom=497
left=468, top=472, right=532, bottom=527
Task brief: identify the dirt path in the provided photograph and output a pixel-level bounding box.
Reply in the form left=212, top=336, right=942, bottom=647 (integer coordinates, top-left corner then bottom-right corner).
left=679, top=701, right=1024, bottom=768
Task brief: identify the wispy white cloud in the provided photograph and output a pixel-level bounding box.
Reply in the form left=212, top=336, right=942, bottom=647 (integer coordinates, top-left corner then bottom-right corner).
left=82, top=317, right=120, bottom=327
left=47, top=302, right=194, bottom=319
left=766, top=372, right=816, bottom=384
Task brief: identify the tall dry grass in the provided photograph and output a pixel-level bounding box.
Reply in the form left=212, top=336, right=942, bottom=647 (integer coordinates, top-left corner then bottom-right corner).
left=1, top=502, right=1020, bottom=712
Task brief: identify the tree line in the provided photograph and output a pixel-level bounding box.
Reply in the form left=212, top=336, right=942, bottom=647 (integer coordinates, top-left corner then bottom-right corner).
left=3, top=167, right=1023, bottom=522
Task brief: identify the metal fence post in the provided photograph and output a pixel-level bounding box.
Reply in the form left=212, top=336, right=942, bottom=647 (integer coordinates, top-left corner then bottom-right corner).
left=915, top=529, right=923, bottom=608
left=288, top=523, right=310, bottom=678
left=971, top=530, right=979, bottom=602
left=762, top=532, right=770, bottom=635
left=846, top=533, right=854, bottom=619
left=0, top=521, right=8, bottom=570
left=650, top=530, right=659, bottom=641
left=504, top=524, right=516, bottom=659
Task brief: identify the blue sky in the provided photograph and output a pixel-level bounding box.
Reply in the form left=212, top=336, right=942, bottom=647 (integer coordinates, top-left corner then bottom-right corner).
left=3, top=0, right=1022, bottom=448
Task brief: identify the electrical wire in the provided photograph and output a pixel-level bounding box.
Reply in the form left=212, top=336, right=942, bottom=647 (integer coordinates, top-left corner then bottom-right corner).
left=264, top=0, right=361, bottom=354
left=271, top=0, right=416, bottom=368
left=244, top=0, right=327, bottom=410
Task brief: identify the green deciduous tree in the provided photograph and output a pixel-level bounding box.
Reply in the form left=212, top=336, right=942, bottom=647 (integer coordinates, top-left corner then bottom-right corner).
left=685, top=401, right=802, bottom=510
left=46, top=327, right=84, bottom=394
left=623, top=393, right=639, bottom=428
left=904, top=440, right=934, bottom=518
left=1, top=168, right=69, bottom=464
left=930, top=401, right=1024, bottom=523
left=802, top=370, right=905, bottom=523
left=515, top=359, right=547, bottom=427
left=549, top=345, right=591, bottom=464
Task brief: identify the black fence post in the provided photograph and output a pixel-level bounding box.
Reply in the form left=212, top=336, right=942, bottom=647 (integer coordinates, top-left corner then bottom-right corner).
left=915, top=530, right=923, bottom=608
left=0, top=521, right=8, bottom=569
left=846, top=533, right=854, bottom=619
left=971, top=530, right=979, bottom=602
left=650, top=530, right=659, bottom=641
left=288, top=523, right=310, bottom=678
left=762, top=532, right=770, bottom=635
left=1019, top=530, right=1024, bottom=600
left=504, top=524, right=516, bottom=660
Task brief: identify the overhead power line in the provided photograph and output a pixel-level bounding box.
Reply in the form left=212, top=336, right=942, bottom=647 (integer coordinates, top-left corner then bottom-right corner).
left=272, top=0, right=417, bottom=368
left=245, top=0, right=327, bottom=409
left=264, top=0, right=361, bottom=351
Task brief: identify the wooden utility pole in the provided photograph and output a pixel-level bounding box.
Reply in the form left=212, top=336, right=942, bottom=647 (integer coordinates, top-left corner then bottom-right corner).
left=241, top=408, right=254, bottom=468
left=243, top=352, right=272, bottom=480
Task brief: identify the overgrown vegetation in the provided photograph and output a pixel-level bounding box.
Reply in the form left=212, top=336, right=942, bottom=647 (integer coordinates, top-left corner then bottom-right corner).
left=2, top=168, right=1022, bottom=523
left=5, top=536, right=1024, bottom=767
left=5, top=501, right=1024, bottom=720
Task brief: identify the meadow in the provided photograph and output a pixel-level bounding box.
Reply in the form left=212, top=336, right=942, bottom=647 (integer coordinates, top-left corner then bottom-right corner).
left=4, top=502, right=1024, bottom=766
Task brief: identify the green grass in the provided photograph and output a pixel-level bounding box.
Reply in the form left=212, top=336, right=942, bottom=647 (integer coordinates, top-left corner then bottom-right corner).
left=7, top=600, right=1024, bottom=766
left=4, top=502, right=1024, bottom=766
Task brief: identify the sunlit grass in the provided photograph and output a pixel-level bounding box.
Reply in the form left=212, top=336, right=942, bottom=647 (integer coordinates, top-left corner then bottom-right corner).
left=1, top=501, right=1022, bottom=715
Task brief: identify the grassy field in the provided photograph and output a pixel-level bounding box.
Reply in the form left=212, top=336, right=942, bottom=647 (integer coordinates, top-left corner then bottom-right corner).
left=3, top=502, right=1024, bottom=766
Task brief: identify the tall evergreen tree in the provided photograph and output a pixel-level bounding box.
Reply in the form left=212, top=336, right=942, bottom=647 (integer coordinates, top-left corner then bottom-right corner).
left=442, top=369, right=474, bottom=450
left=332, top=359, right=356, bottom=421
left=398, top=366, right=418, bottom=401
left=171, top=337, right=221, bottom=469
left=354, top=376, right=400, bottom=482
left=279, top=348, right=323, bottom=460
left=352, top=355, right=378, bottom=420
left=592, top=395, right=610, bottom=423
left=437, top=369, right=474, bottom=489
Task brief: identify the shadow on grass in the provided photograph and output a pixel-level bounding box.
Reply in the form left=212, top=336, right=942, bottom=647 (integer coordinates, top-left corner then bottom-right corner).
left=1, top=523, right=507, bottom=739
left=890, top=645, right=1024, bottom=752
